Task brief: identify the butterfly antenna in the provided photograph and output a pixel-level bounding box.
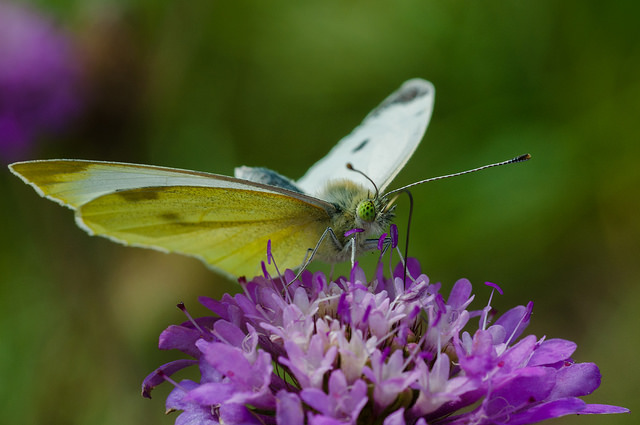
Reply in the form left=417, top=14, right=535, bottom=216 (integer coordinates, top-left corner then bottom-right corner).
left=346, top=163, right=379, bottom=199
left=385, top=153, right=531, bottom=197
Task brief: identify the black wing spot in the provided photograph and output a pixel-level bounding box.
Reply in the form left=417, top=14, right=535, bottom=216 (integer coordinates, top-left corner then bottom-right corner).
left=352, top=139, right=369, bottom=153
left=116, top=188, right=160, bottom=202
left=392, top=85, right=430, bottom=105
left=160, top=212, right=181, bottom=222
left=369, top=82, right=431, bottom=117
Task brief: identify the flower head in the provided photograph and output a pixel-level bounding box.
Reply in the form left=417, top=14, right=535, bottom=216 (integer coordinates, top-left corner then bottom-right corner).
left=143, top=256, right=628, bottom=424
left=0, top=2, right=81, bottom=161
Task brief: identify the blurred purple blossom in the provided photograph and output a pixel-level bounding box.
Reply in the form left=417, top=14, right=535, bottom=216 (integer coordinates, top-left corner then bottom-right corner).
left=0, top=1, right=81, bottom=161
left=143, top=257, right=628, bottom=424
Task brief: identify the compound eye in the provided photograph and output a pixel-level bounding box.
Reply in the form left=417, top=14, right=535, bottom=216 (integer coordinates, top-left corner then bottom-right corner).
left=356, top=200, right=376, bottom=223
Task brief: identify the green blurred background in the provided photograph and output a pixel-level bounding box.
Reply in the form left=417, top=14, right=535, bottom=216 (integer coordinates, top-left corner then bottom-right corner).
left=1, top=1, right=638, bottom=424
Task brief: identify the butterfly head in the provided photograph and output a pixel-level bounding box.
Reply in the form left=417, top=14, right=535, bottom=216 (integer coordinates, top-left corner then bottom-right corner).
left=356, top=199, right=376, bottom=223
left=353, top=195, right=394, bottom=235
left=320, top=180, right=393, bottom=241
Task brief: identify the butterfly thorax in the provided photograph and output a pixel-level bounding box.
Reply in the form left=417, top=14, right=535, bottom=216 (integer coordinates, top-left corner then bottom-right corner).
left=315, top=180, right=394, bottom=261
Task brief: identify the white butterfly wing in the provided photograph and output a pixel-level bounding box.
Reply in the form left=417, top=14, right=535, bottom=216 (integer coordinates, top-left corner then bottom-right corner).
left=296, top=78, right=435, bottom=196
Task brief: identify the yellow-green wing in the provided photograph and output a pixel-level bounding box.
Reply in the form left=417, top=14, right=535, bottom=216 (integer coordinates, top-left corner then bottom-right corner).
left=80, top=186, right=330, bottom=279
left=9, top=160, right=335, bottom=278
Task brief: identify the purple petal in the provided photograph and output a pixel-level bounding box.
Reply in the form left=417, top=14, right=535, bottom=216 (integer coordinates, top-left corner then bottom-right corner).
left=169, top=382, right=220, bottom=425
left=580, top=404, right=630, bottom=414
left=456, top=330, right=496, bottom=376
left=198, top=341, right=269, bottom=386
left=212, top=320, right=246, bottom=347
left=549, top=362, right=601, bottom=398
left=276, top=390, right=304, bottom=425
left=337, top=292, right=351, bottom=324
left=174, top=407, right=218, bottom=425
left=448, top=279, right=473, bottom=309
left=488, top=367, right=556, bottom=412
left=219, top=402, right=263, bottom=424
left=350, top=263, right=366, bottom=284
left=392, top=257, right=421, bottom=280
left=166, top=379, right=199, bottom=410
left=301, top=388, right=331, bottom=415
left=499, top=335, right=538, bottom=372
left=495, top=304, right=530, bottom=342
left=308, top=415, right=345, bottom=425
left=186, top=382, right=235, bottom=405
left=506, top=398, right=586, bottom=425
left=198, top=295, right=232, bottom=319
left=301, top=372, right=368, bottom=420
left=158, top=325, right=206, bottom=357
left=528, top=338, right=577, bottom=366
left=457, top=330, right=496, bottom=376
left=382, top=408, right=406, bottom=425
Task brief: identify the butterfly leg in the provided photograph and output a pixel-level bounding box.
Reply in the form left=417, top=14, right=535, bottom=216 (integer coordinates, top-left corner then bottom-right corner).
left=287, top=227, right=344, bottom=286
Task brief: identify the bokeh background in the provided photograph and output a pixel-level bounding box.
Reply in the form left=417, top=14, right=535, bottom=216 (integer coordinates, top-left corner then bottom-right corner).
left=1, top=1, right=638, bottom=424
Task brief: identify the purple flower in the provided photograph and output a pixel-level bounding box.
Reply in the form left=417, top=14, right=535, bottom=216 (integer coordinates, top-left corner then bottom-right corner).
left=143, top=257, right=628, bottom=424
left=0, top=2, right=81, bottom=161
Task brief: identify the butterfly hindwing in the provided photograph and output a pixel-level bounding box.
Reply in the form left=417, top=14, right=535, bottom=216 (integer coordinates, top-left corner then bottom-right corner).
left=297, top=78, right=435, bottom=196
left=77, top=186, right=331, bottom=278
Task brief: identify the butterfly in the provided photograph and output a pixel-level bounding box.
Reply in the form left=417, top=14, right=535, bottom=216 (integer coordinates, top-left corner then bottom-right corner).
left=10, top=79, right=435, bottom=279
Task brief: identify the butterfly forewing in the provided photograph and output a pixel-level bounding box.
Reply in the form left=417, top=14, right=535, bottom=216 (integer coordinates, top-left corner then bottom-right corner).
left=297, top=79, right=435, bottom=196
left=10, top=160, right=311, bottom=209
left=10, top=160, right=336, bottom=278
